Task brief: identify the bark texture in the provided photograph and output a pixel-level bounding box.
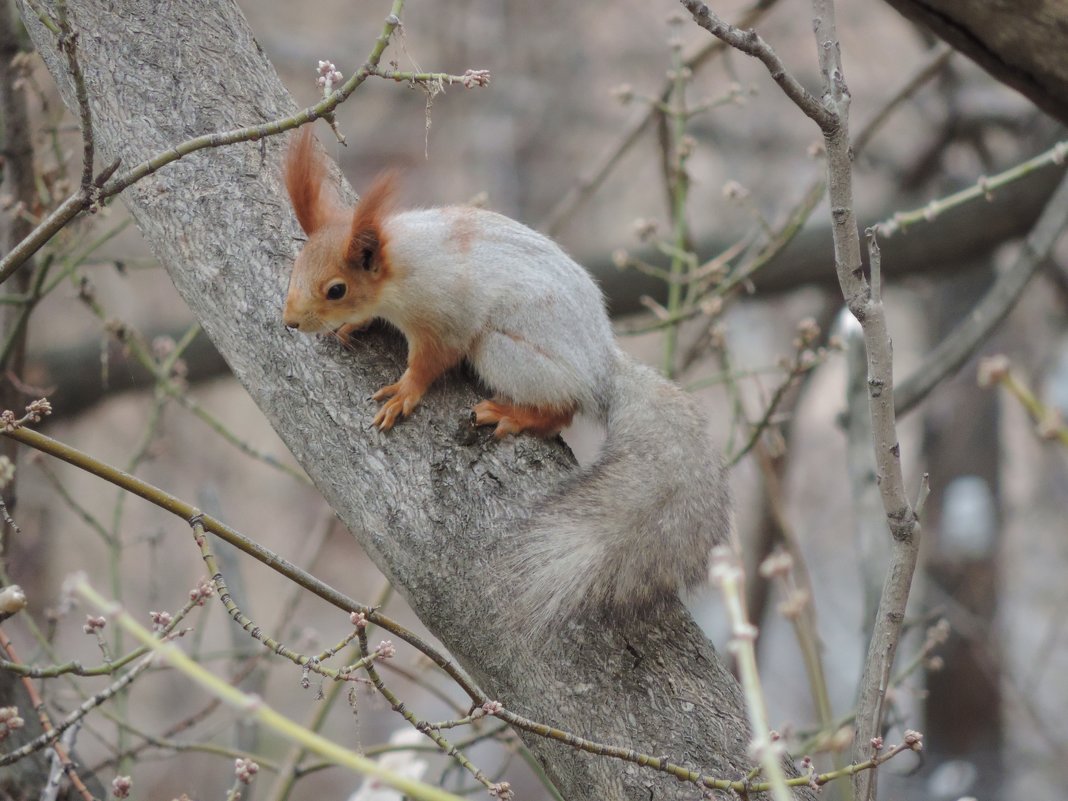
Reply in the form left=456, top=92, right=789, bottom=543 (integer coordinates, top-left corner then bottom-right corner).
left=883, top=0, right=1068, bottom=125
left=15, top=2, right=795, bottom=799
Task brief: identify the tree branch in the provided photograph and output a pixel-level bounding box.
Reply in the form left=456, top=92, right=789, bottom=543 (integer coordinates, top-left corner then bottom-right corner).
left=881, top=0, right=1068, bottom=126
left=540, top=0, right=781, bottom=236
left=895, top=170, right=1068, bottom=416
left=680, top=0, right=834, bottom=130
left=680, top=3, right=925, bottom=798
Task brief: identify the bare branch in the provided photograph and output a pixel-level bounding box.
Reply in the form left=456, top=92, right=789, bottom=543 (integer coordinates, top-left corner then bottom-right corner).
left=879, top=140, right=1068, bottom=236
left=680, top=0, right=835, bottom=131
left=882, top=0, right=1068, bottom=126
left=541, top=0, right=780, bottom=235
left=852, top=45, right=953, bottom=154
left=53, top=4, right=95, bottom=193
left=895, top=171, right=1068, bottom=416
left=679, top=1, right=926, bottom=796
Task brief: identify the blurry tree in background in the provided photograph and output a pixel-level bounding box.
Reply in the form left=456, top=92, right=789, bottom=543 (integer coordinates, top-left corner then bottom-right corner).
left=1, top=0, right=1067, bottom=800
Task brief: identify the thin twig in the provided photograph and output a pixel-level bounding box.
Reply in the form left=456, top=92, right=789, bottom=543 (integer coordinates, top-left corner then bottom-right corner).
left=0, top=630, right=96, bottom=801
left=894, top=170, right=1068, bottom=417
left=0, top=593, right=197, bottom=678
left=2, top=424, right=484, bottom=702
left=978, top=355, right=1068, bottom=447
left=540, top=0, right=780, bottom=234
left=710, top=548, right=793, bottom=801
left=726, top=333, right=829, bottom=467
left=357, top=628, right=496, bottom=794
left=72, top=578, right=466, bottom=801
left=0, top=652, right=154, bottom=767
left=263, top=577, right=394, bottom=801
left=680, top=1, right=834, bottom=130
left=53, top=2, right=95, bottom=193
left=878, top=140, right=1068, bottom=236
left=191, top=520, right=380, bottom=683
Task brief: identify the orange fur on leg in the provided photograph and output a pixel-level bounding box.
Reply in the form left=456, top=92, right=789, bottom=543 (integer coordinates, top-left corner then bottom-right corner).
left=473, top=399, right=575, bottom=438
left=373, top=338, right=460, bottom=430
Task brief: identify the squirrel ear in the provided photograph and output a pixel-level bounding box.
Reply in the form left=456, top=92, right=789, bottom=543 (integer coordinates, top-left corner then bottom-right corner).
left=284, top=127, right=336, bottom=235
left=347, top=230, right=380, bottom=272
left=346, top=171, right=397, bottom=272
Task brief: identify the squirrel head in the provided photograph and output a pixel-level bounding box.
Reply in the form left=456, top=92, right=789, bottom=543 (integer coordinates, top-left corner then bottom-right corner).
left=282, top=127, right=397, bottom=335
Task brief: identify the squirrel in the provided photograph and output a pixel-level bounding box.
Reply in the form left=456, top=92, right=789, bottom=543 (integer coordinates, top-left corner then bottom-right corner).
left=281, top=127, right=730, bottom=633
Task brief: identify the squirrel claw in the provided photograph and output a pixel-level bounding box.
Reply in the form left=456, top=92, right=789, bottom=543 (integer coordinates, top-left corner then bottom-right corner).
left=373, top=382, right=401, bottom=402
left=372, top=379, right=424, bottom=430
left=373, top=399, right=404, bottom=431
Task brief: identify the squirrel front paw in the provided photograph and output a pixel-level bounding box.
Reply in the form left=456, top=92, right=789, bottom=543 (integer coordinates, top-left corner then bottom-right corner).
left=372, top=377, right=425, bottom=430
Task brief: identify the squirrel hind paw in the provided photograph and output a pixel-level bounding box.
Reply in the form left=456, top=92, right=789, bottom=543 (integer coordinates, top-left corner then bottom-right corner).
left=473, top=399, right=574, bottom=439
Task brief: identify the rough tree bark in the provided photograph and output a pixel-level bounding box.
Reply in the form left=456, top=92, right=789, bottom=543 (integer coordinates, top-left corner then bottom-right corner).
left=16, top=2, right=806, bottom=799
left=882, top=0, right=1068, bottom=125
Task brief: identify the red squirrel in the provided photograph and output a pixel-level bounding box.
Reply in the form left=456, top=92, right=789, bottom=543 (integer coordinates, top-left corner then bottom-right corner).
left=282, top=128, right=729, bottom=631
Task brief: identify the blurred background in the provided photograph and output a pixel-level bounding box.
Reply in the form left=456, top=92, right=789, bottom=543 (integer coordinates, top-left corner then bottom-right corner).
left=2, top=0, right=1067, bottom=799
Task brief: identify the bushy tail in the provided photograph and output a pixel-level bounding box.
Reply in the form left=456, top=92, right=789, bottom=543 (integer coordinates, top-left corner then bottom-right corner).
left=508, top=355, right=730, bottom=635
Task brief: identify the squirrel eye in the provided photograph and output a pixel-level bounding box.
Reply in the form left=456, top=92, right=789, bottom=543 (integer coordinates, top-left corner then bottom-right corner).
left=326, top=282, right=346, bottom=300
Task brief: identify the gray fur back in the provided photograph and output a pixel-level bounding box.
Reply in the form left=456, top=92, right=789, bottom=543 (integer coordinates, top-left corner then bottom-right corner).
left=508, top=355, right=730, bottom=636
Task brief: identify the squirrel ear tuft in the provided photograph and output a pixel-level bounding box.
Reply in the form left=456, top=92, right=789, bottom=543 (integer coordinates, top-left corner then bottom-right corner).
left=347, top=171, right=398, bottom=271
left=284, top=127, right=336, bottom=235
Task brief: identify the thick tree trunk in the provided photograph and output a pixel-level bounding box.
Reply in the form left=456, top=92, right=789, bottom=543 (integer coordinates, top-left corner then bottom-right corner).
left=15, top=2, right=801, bottom=799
